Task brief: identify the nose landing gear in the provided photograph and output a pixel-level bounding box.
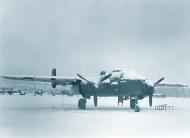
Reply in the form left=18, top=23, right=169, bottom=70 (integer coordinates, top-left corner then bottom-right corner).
left=130, top=97, right=140, bottom=112
left=118, top=96, right=124, bottom=106
left=134, top=104, right=140, bottom=112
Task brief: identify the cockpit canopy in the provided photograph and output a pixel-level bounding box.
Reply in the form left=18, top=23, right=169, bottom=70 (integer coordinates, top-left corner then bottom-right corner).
left=111, top=69, right=146, bottom=81
left=98, top=69, right=153, bottom=86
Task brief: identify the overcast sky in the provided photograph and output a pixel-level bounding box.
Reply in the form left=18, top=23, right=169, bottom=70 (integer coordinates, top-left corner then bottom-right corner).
left=0, top=0, right=190, bottom=84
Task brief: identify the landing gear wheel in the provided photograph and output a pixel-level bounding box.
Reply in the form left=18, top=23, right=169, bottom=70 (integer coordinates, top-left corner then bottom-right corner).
left=78, top=98, right=87, bottom=110
left=130, top=99, right=136, bottom=109
left=134, top=104, right=140, bottom=112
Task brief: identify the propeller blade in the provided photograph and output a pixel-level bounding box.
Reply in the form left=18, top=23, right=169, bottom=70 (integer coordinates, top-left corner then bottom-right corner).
left=149, top=94, right=153, bottom=107
left=94, top=96, right=98, bottom=107
left=100, top=73, right=112, bottom=82
left=76, top=73, right=97, bottom=91
left=76, top=74, right=95, bottom=85
left=154, top=77, right=164, bottom=87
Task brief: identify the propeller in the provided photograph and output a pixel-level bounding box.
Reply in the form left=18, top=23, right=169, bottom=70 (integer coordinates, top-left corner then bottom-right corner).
left=149, top=93, right=153, bottom=107
left=154, top=77, right=164, bottom=87
left=76, top=73, right=97, bottom=92
left=100, top=73, right=112, bottom=83
left=149, top=77, right=165, bottom=107
left=76, top=74, right=96, bottom=85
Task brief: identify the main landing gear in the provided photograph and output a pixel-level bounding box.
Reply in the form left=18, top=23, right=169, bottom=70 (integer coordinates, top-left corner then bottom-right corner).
left=130, top=97, right=140, bottom=112
left=78, top=98, right=87, bottom=109
left=78, top=96, right=140, bottom=112
left=78, top=96, right=98, bottom=110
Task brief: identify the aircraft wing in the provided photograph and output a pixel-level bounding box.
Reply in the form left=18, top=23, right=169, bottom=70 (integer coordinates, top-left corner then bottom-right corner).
left=158, top=83, right=188, bottom=87
left=1, top=75, right=80, bottom=86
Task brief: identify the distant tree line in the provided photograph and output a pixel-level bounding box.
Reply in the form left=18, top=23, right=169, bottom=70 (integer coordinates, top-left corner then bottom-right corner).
left=155, top=86, right=190, bottom=98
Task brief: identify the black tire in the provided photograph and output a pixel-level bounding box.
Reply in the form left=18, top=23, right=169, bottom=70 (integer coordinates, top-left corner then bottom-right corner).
left=78, top=98, right=87, bottom=109
left=130, top=99, right=136, bottom=109
left=134, top=105, right=140, bottom=112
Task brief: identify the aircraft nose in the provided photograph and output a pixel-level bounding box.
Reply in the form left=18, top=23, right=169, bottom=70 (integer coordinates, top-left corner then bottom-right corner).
left=147, top=85, right=154, bottom=94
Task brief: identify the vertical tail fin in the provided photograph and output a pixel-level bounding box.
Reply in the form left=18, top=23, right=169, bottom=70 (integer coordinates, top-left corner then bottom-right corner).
left=51, top=68, right=57, bottom=88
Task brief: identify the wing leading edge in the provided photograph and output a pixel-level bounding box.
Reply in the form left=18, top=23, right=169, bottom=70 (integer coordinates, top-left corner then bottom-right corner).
left=2, top=75, right=80, bottom=86
left=158, top=83, right=188, bottom=87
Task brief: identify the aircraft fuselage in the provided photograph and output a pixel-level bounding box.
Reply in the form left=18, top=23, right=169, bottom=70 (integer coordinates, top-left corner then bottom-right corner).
left=78, top=70, right=154, bottom=100
left=80, top=79, right=153, bottom=99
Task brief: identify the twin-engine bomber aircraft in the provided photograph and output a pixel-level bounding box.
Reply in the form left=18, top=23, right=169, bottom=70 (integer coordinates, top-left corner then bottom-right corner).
left=2, top=68, right=168, bottom=112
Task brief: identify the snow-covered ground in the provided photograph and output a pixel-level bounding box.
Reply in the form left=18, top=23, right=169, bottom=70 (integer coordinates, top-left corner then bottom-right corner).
left=0, top=95, right=190, bottom=138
